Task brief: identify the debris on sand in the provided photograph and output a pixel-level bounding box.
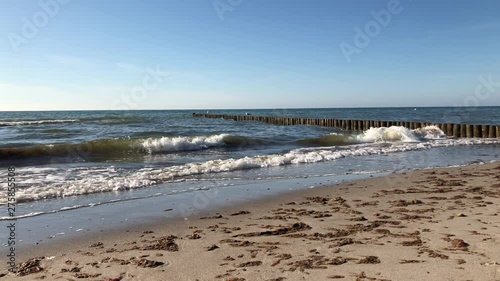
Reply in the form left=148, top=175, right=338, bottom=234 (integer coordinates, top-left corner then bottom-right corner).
left=391, top=199, right=423, bottom=207
left=271, top=254, right=292, bottom=266
left=15, top=257, right=45, bottom=276
left=357, top=256, right=380, bottom=264
left=236, top=261, right=262, bottom=267
left=89, top=242, right=104, bottom=248
left=135, top=259, right=165, bottom=268
left=332, top=238, right=355, bottom=247
left=401, top=238, right=423, bottom=247
left=187, top=233, right=202, bottom=240
left=451, top=239, right=469, bottom=248
left=201, top=214, right=224, bottom=219
left=207, top=244, right=220, bottom=251
left=230, top=211, right=251, bottom=216
left=399, top=260, right=425, bottom=264
left=235, top=222, right=311, bottom=237
left=74, top=272, right=102, bottom=278
left=103, top=276, right=123, bottom=281
left=143, top=235, right=179, bottom=252
left=287, top=255, right=348, bottom=272
left=61, top=267, right=81, bottom=273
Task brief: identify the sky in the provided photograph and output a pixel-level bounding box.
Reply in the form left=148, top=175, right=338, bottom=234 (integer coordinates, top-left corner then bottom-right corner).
left=0, top=0, right=500, bottom=111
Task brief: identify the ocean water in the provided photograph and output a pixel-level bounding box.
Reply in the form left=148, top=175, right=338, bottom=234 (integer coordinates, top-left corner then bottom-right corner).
left=0, top=107, right=499, bottom=224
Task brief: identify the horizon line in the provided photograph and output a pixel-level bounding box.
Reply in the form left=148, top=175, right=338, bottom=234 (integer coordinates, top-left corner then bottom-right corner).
left=1, top=105, right=500, bottom=112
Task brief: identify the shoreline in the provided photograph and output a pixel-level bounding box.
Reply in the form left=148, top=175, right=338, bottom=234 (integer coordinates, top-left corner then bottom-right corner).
left=2, top=162, right=500, bottom=280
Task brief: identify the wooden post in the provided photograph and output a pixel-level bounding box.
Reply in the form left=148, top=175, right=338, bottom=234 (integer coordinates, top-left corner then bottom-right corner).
left=453, top=124, right=460, bottom=138
left=482, top=125, right=489, bottom=138
left=466, top=125, right=472, bottom=138
left=460, top=124, right=466, bottom=138
left=473, top=125, right=481, bottom=138
left=489, top=125, right=496, bottom=138
left=448, top=124, right=454, bottom=136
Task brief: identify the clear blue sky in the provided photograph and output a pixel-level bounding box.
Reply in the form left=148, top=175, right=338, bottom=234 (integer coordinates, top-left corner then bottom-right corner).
left=1, top=0, right=500, bottom=110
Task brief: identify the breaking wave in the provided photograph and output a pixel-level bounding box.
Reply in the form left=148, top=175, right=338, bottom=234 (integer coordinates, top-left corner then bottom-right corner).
left=1, top=136, right=498, bottom=204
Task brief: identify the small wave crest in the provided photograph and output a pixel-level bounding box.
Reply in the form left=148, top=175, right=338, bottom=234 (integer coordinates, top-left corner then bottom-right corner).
left=0, top=116, right=146, bottom=127
left=301, top=126, right=447, bottom=146
left=0, top=119, right=80, bottom=127
left=357, top=125, right=447, bottom=143
left=141, top=134, right=229, bottom=153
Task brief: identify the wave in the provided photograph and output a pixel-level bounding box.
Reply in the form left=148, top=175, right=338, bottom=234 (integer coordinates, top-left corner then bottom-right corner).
left=300, top=126, right=447, bottom=146
left=0, top=134, right=271, bottom=161
left=1, top=136, right=499, bottom=204
left=0, top=126, right=473, bottom=162
left=357, top=125, right=446, bottom=142
left=0, top=119, right=80, bottom=127
left=142, top=134, right=230, bottom=153
left=0, top=116, right=146, bottom=127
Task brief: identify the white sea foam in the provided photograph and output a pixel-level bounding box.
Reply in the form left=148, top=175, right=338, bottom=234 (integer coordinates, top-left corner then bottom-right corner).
left=0, top=119, right=80, bottom=126
left=327, top=126, right=447, bottom=143
left=1, top=136, right=498, bottom=204
left=140, top=134, right=229, bottom=153
left=356, top=125, right=447, bottom=143
left=412, top=125, right=448, bottom=140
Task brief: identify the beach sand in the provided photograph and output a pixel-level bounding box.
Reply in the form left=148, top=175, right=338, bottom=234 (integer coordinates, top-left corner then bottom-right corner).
left=2, top=162, right=500, bottom=281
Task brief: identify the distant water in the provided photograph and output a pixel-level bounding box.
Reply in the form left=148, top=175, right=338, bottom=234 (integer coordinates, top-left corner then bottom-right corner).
left=0, top=107, right=499, bottom=221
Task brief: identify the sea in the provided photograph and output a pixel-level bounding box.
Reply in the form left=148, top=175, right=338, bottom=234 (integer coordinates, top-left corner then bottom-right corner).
left=0, top=107, right=499, bottom=247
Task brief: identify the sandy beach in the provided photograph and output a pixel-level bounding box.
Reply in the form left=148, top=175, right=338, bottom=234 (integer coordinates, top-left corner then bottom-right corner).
left=2, top=162, right=500, bottom=281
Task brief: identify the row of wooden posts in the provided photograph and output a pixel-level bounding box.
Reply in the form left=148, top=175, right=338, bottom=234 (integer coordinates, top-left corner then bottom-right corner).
left=193, top=113, right=499, bottom=138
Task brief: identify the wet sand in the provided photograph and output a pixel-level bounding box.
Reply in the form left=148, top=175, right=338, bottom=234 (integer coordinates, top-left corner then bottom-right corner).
left=2, top=162, right=500, bottom=281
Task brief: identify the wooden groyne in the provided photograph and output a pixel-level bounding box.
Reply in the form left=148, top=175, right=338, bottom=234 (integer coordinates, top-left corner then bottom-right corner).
left=193, top=113, right=499, bottom=138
